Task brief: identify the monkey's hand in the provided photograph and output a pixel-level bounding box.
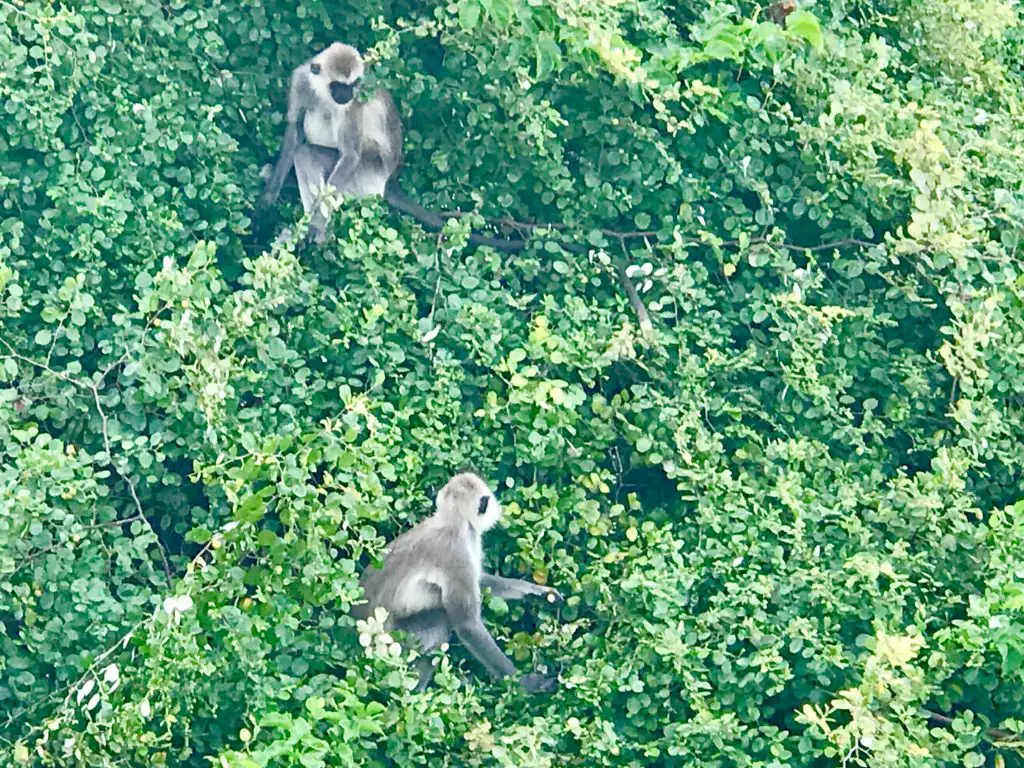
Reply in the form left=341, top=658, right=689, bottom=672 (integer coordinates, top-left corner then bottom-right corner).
left=519, top=672, right=558, bottom=694
left=536, top=586, right=564, bottom=605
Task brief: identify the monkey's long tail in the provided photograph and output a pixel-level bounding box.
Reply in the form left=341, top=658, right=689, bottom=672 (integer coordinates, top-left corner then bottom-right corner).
left=383, top=182, right=529, bottom=252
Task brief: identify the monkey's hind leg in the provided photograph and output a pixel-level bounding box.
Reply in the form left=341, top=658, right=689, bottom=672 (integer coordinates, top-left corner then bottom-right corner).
left=293, top=145, right=339, bottom=244
left=395, top=610, right=451, bottom=691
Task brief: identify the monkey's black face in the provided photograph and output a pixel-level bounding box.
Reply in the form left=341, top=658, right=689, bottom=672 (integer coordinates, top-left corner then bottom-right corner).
left=329, top=80, right=358, bottom=105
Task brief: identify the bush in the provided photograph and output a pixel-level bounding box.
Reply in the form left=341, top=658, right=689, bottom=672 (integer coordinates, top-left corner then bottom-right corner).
left=2, top=0, right=1024, bottom=765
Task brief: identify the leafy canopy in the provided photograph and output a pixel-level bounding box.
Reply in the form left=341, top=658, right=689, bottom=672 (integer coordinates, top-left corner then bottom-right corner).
left=2, top=0, right=1024, bottom=766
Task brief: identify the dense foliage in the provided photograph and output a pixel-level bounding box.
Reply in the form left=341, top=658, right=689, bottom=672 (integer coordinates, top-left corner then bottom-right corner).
left=3, top=0, right=1024, bottom=765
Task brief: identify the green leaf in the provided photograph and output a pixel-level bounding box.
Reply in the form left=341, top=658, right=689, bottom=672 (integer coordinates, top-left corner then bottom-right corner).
left=786, top=10, right=824, bottom=51
left=235, top=494, right=267, bottom=524
left=34, top=329, right=52, bottom=346
left=703, top=32, right=745, bottom=61
left=185, top=527, right=212, bottom=544
left=535, top=35, right=561, bottom=80
left=458, top=1, right=481, bottom=31
left=488, top=0, right=512, bottom=25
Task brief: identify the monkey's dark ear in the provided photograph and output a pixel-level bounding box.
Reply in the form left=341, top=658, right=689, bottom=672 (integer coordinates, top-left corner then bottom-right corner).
left=477, top=496, right=490, bottom=516
left=310, top=62, right=322, bottom=75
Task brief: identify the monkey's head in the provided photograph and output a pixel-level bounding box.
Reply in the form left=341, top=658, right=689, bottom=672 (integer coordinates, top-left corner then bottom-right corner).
left=308, top=42, right=364, bottom=106
left=437, top=472, right=503, bottom=533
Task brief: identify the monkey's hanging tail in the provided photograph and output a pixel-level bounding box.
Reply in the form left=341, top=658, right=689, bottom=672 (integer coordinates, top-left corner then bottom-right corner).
left=383, top=181, right=528, bottom=252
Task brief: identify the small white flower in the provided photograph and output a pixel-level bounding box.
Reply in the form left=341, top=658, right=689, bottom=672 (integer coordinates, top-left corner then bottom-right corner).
left=222, top=521, right=240, bottom=533
left=102, top=663, right=120, bottom=692
left=162, top=594, right=195, bottom=623
left=732, top=556, right=744, bottom=567
left=76, top=679, right=95, bottom=704
left=139, top=699, right=151, bottom=718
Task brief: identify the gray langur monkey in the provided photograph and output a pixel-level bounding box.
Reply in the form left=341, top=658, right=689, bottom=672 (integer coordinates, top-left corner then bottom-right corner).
left=351, top=472, right=563, bottom=693
left=261, top=42, right=530, bottom=250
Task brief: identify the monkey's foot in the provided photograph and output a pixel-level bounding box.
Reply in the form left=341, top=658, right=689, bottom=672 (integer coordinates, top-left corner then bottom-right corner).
left=519, top=672, right=558, bottom=694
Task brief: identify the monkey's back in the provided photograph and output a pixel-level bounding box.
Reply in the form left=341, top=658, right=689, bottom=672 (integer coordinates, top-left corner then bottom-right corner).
left=354, top=515, right=479, bottom=625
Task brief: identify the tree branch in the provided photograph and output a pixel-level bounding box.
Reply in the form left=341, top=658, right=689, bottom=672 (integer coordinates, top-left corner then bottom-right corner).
left=921, top=708, right=1024, bottom=746
left=435, top=209, right=659, bottom=242
left=434, top=208, right=878, bottom=255
left=614, top=266, right=654, bottom=337
left=721, top=236, right=878, bottom=253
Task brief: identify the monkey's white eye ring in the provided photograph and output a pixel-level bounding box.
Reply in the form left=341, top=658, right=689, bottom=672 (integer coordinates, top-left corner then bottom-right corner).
left=310, top=62, right=321, bottom=75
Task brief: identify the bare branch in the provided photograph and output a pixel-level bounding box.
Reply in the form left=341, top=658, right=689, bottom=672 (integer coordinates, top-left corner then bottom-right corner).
left=921, top=708, right=1024, bottom=746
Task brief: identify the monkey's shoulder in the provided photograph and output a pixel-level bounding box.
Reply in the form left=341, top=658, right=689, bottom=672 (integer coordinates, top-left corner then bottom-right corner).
left=394, top=518, right=474, bottom=559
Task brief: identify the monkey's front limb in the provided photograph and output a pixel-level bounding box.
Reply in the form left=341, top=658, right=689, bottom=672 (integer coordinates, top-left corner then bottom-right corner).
left=451, top=619, right=518, bottom=678
left=293, top=144, right=339, bottom=243
left=480, top=573, right=563, bottom=604
left=450, top=613, right=557, bottom=694
left=324, top=147, right=361, bottom=195
left=263, top=120, right=302, bottom=207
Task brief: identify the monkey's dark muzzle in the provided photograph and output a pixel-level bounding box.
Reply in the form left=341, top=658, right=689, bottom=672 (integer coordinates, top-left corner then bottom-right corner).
left=329, top=82, right=355, bottom=105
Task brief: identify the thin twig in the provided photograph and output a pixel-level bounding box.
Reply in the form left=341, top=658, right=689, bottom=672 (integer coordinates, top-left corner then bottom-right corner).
left=614, top=266, right=653, bottom=336
left=2, top=614, right=150, bottom=732
left=434, top=208, right=877, bottom=254
left=1, top=307, right=174, bottom=583
left=922, top=708, right=1024, bottom=746
left=0, top=339, right=84, bottom=388
left=12, top=516, right=143, bottom=577
left=428, top=210, right=874, bottom=333
left=441, top=215, right=658, bottom=331
left=97, top=306, right=168, bottom=386
left=722, top=236, right=877, bottom=253
left=436, top=209, right=659, bottom=241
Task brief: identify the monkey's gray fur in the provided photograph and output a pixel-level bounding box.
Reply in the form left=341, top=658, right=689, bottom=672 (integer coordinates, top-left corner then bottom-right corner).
left=262, top=43, right=529, bottom=250
left=352, top=472, right=563, bottom=693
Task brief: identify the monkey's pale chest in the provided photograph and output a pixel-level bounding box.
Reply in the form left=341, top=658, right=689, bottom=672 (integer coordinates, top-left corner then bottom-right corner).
left=303, top=108, right=346, bottom=149
left=392, top=571, right=443, bottom=616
